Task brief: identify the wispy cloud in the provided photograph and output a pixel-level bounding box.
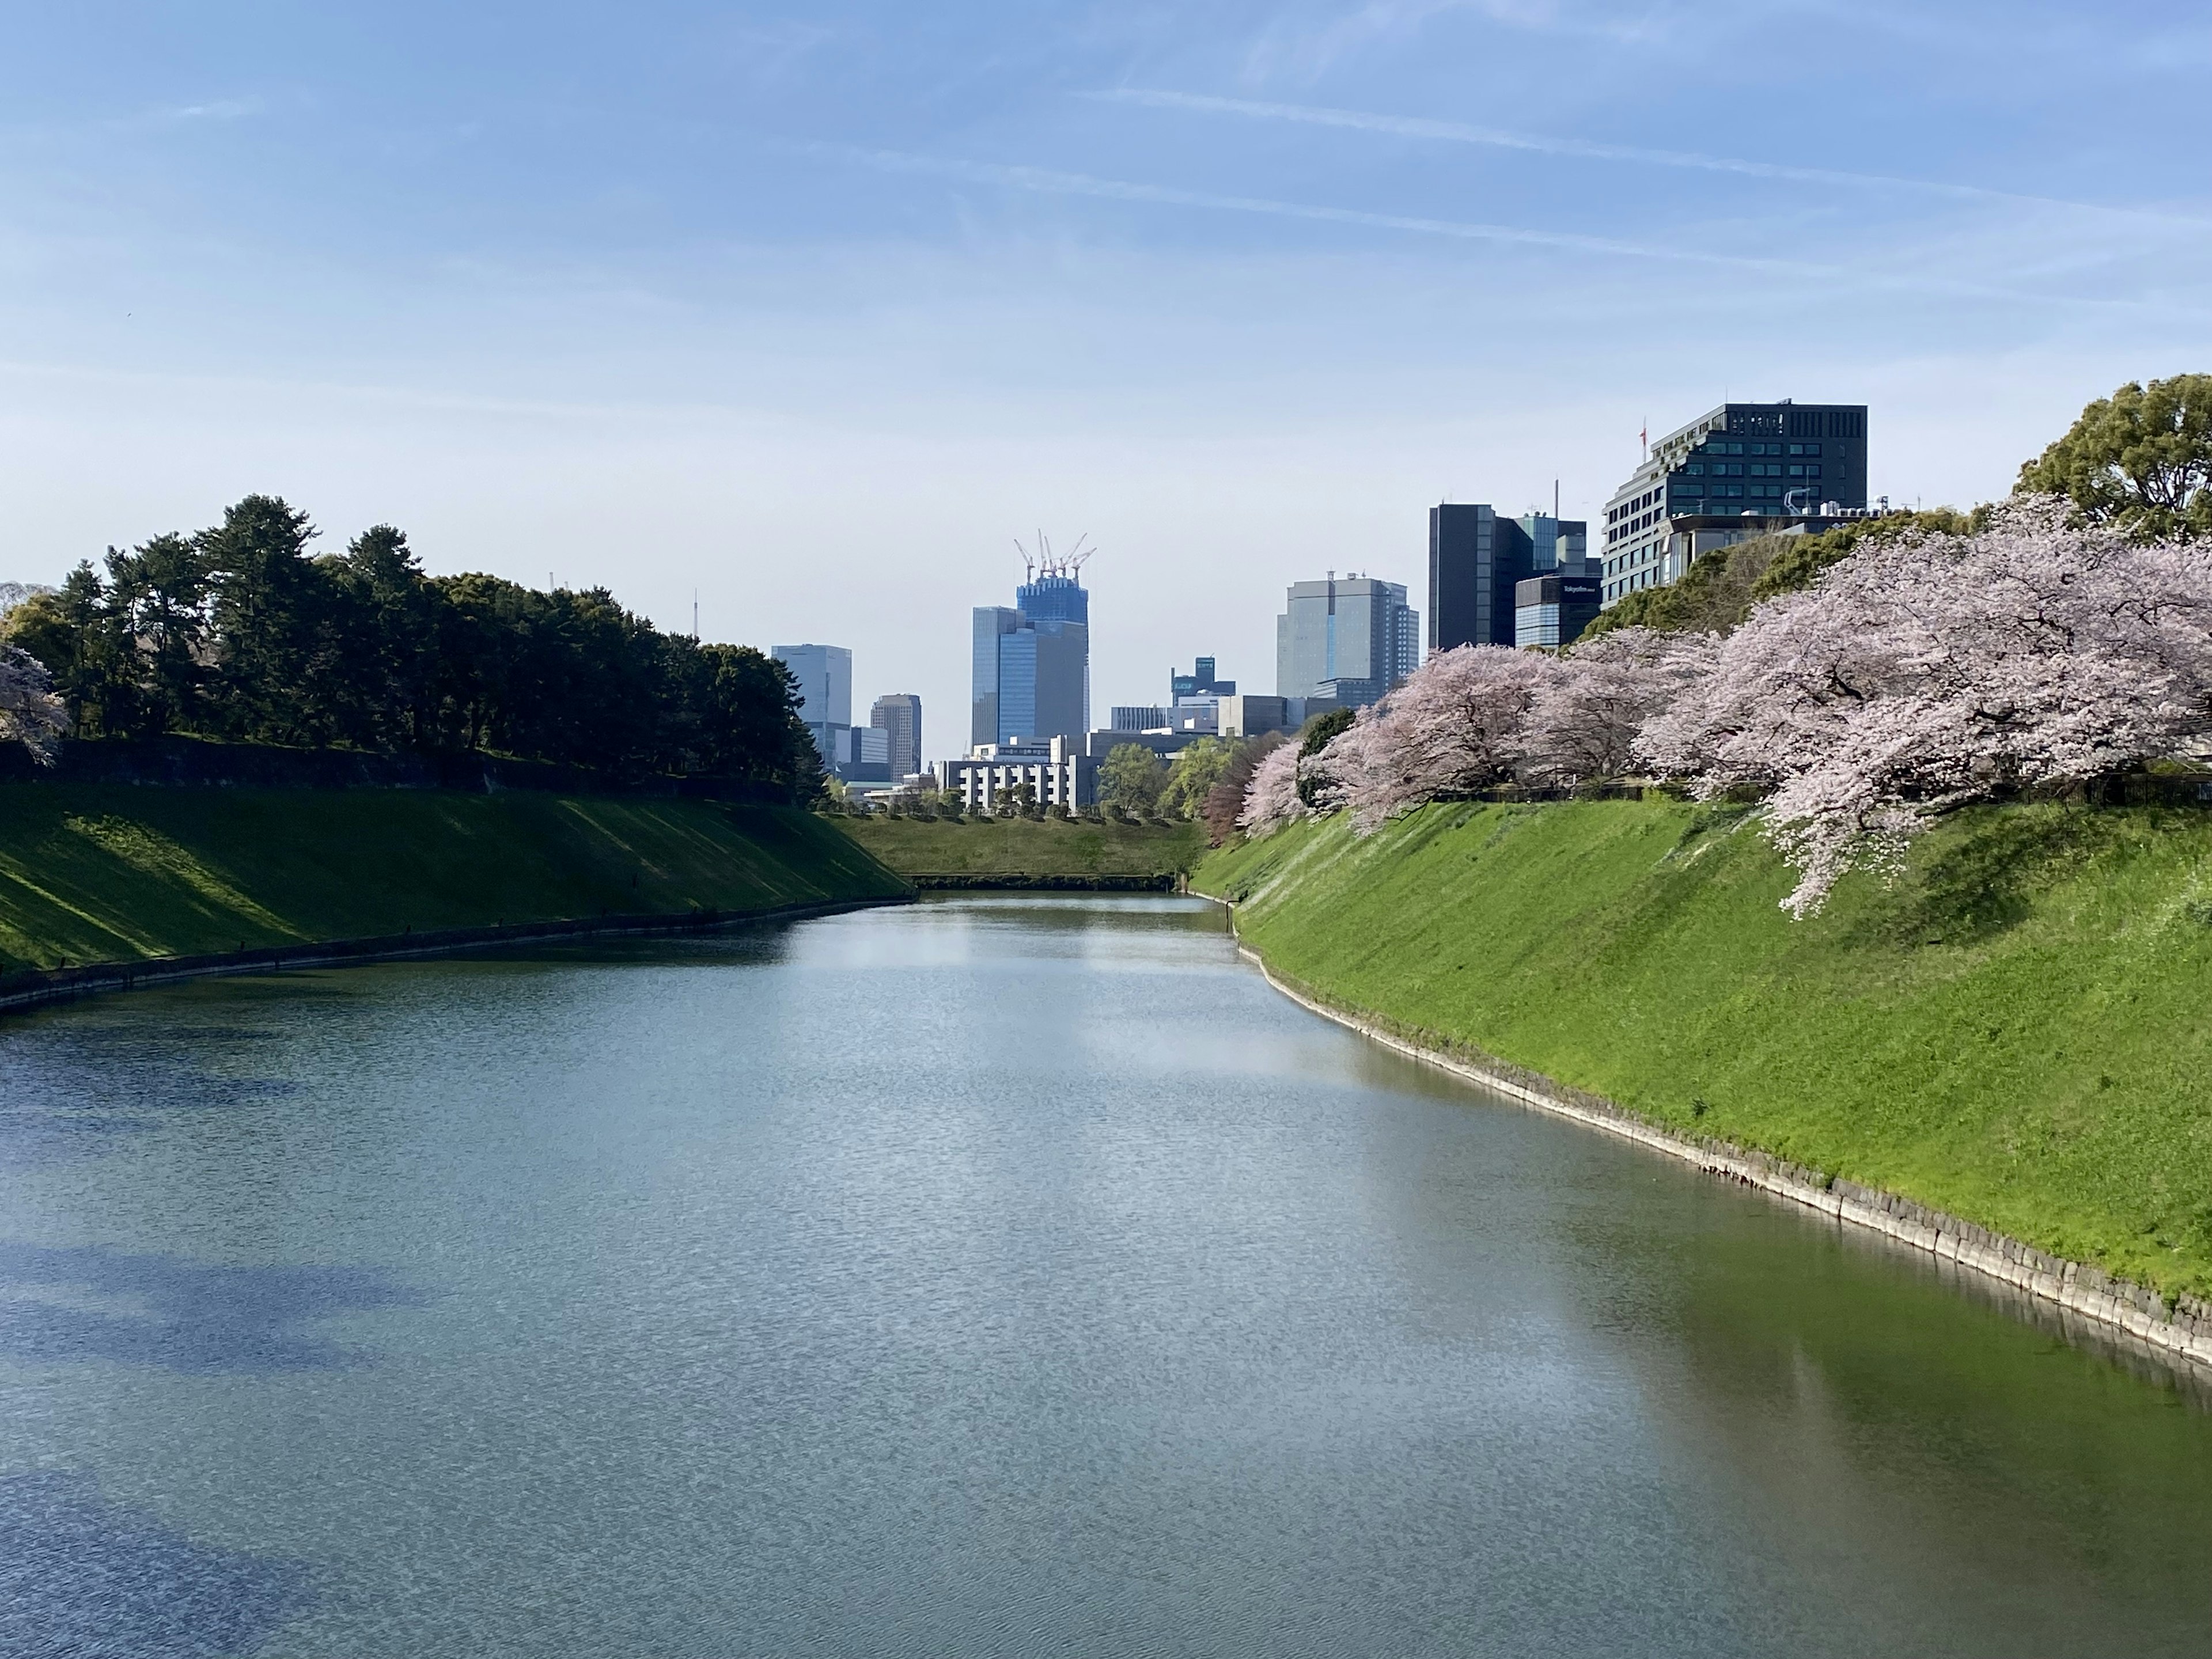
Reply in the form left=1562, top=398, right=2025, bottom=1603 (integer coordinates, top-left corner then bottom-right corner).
left=1241, top=0, right=1682, bottom=82
left=167, top=98, right=260, bottom=122
left=812, top=144, right=2202, bottom=316
left=1095, top=89, right=2212, bottom=233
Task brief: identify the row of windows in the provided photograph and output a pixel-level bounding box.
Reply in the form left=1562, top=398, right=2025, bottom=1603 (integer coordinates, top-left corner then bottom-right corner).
left=1694, top=440, right=1825, bottom=458
left=1681, top=461, right=1825, bottom=480
left=1607, top=485, right=1662, bottom=524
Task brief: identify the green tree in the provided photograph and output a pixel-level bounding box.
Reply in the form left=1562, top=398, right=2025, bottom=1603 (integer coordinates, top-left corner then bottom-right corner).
left=1099, top=742, right=1166, bottom=812
left=2017, top=374, right=2212, bottom=539
left=334, top=525, right=440, bottom=748
left=0, top=565, right=126, bottom=736
left=104, top=533, right=213, bottom=734
left=1159, top=736, right=1232, bottom=819
left=1296, top=708, right=1354, bottom=808
left=199, top=494, right=339, bottom=743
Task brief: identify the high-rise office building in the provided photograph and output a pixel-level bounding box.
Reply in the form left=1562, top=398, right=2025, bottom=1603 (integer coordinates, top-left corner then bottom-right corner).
left=972, top=567, right=1090, bottom=747
left=771, top=643, right=852, bottom=769
left=1429, top=505, right=1589, bottom=654
left=869, top=694, right=923, bottom=778
left=1275, top=575, right=1419, bottom=709
left=1601, top=402, right=1869, bottom=604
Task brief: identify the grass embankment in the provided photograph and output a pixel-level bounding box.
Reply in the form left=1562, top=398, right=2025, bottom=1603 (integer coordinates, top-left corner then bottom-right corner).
left=0, top=784, right=908, bottom=971
left=834, top=813, right=1206, bottom=885
left=1196, top=800, right=2212, bottom=1298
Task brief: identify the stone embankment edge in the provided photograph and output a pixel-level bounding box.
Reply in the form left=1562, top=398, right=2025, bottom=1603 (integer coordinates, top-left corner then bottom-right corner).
left=1224, top=932, right=2212, bottom=1377
left=903, top=872, right=1184, bottom=892
left=0, top=892, right=915, bottom=1018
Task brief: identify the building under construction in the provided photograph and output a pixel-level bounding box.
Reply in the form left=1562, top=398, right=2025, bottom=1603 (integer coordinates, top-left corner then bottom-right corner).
left=971, top=535, right=1093, bottom=749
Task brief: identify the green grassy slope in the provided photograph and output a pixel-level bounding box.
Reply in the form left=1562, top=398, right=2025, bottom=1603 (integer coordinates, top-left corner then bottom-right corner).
left=0, top=784, right=908, bottom=971
left=1196, top=801, right=2212, bottom=1298
left=835, top=814, right=1205, bottom=881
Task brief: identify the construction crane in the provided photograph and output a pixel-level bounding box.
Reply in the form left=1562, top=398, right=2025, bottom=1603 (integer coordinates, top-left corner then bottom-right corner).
left=1014, top=531, right=1095, bottom=582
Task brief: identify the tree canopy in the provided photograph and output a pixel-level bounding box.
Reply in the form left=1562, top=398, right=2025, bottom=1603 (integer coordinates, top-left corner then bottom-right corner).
left=1, top=494, right=821, bottom=793
left=2017, top=373, right=2212, bottom=540
left=1099, top=743, right=1166, bottom=812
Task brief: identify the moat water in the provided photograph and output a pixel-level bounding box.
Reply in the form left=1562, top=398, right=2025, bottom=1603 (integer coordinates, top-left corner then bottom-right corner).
left=3, top=895, right=2209, bottom=1657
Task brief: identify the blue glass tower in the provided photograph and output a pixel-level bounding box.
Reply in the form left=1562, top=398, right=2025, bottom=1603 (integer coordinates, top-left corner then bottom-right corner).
left=972, top=570, right=1091, bottom=748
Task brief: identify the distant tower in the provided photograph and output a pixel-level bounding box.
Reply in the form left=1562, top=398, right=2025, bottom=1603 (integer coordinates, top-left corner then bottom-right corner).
left=972, top=535, right=1093, bottom=747
left=771, top=643, right=852, bottom=768
left=1275, top=575, right=1417, bottom=708
left=870, top=694, right=923, bottom=777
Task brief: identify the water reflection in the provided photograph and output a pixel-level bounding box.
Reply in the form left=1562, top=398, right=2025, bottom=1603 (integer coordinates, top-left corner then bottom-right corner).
left=0, top=1470, right=315, bottom=1657
left=0, top=1243, right=420, bottom=1373
left=0, top=896, right=2206, bottom=1658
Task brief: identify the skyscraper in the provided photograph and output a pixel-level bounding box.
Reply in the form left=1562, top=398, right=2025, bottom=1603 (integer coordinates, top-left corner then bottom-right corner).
left=870, top=694, right=923, bottom=778
left=771, top=643, right=851, bottom=769
left=1429, top=505, right=1589, bottom=654
left=972, top=566, right=1090, bottom=748
left=1275, top=575, right=1419, bottom=709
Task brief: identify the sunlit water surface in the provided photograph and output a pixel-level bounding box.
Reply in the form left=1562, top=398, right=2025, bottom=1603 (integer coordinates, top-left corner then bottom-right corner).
left=3, top=895, right=2210, bottom=1657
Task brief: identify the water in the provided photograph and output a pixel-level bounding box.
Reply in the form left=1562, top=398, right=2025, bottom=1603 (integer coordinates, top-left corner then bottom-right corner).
left=2, top=895, right=2210, bottom=1658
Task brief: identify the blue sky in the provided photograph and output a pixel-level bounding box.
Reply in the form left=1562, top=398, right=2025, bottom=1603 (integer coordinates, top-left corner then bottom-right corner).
left=5, top=1, right=2209, bottom=752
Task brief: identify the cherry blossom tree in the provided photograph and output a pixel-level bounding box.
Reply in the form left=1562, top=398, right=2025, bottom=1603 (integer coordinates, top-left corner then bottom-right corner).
left=0, top=646, right=68, bottom=760
left=1641, top=499, right=2212, bottom=914
left=1312, top=646, right=1559, bottom=832
left=1237, top=737, right=1306, bottom=838
left=1520, top=627, right=1717, bottom=787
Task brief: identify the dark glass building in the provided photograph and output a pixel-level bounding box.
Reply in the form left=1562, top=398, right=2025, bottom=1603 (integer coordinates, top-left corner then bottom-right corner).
left=1513, top=574, right=1603, bottom=649
left=1429, top=505, right=1589, bottom=653
left=1601, top=402, right=1868, bottom=604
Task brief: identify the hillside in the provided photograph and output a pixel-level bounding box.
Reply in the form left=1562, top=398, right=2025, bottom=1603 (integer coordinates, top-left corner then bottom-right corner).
left=835, top=814, right=1206, bottom=884
left=0, top=785, right=907, bottom=972
left=1196, top=800, right=2212, bottom=1298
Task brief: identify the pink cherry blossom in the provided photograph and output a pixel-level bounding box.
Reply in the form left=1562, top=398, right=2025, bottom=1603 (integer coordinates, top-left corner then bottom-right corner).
left=0, top=647, right=67, bottom=760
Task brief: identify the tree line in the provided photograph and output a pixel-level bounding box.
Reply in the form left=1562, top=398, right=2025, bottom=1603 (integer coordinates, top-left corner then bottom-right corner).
left=1, top=495, right=821, bottom=790
left=1244, top=377, right=2212, bottom=917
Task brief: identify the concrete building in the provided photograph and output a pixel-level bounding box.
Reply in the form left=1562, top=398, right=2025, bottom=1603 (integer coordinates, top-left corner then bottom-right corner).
left=1109, top=705, right=1168, bottom=732
left=1429, top=506, right=1589, bottom=654
left=869, top=694, right=922, bottom=778
left=972, top=569, right=1090, bottom=748
left=771, top=643, right=851, bottom=770
left=835, top=725, right=893, bottom=783
left=937, top=737, right=1099, bottom=811
left=1276, top=575, right=1419, bottom=709
left=1215, top=694, right=1326, bottom=737
left=1601, top=402, right=1869, bottom=604
left=1513, top=574, right=1604, bottom=649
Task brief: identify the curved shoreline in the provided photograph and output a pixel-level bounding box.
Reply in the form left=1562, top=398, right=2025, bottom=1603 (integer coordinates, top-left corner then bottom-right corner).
left=1225, top=927, right=2212, bottom=1378
left=0, top=893, right=914, bottom=1018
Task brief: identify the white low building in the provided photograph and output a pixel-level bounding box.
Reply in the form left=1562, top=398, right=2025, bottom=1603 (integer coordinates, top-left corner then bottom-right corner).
left=935, top=737, right=1099, bottom=811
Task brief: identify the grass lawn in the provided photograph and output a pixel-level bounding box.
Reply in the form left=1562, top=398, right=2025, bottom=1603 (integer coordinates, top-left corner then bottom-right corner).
left=1196, top=800, right=2212, bottom=1298
left=0, top=784, right=908, bottom=971
left=834, top=813, right=1206, bottom=881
